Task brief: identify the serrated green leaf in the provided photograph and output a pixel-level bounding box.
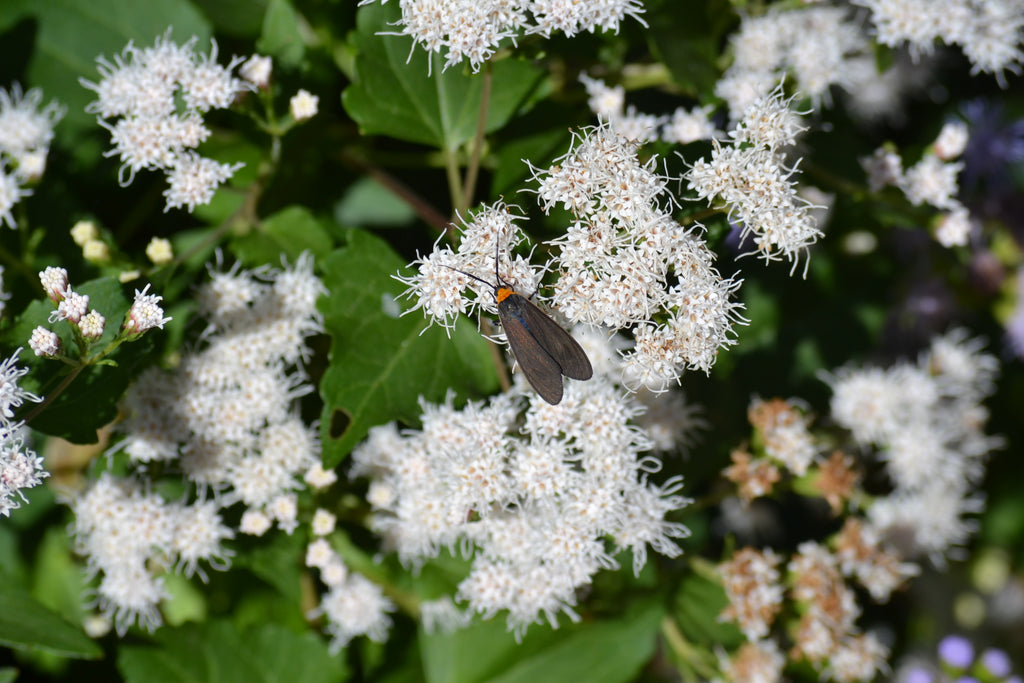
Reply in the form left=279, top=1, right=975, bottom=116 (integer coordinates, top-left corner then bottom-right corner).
left=342, top=3, right=546, bottom=150
left=257, top=0, right=305, bottom=67
left=0, top=585, right=102, bottom=659
left=672, top=572, right=743, bottom=649
left=317, top=230, right=498, bottom=466
left=2, top=277, right=156, bottom=443
left=118, top=621, right=346, bottom=683
left=12, top=0, right=209, bottom=138
left=231, top=205, right=334, bottom=266
left=485, top=599, right=665, bottom=683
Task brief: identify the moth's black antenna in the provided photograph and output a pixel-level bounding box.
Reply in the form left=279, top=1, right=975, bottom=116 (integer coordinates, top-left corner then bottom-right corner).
left=440, top=263, right=497, bottom=294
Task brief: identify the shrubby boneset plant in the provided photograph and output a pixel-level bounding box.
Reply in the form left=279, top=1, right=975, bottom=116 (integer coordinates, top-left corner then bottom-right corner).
left=0, top=1, right=1022, bottom=681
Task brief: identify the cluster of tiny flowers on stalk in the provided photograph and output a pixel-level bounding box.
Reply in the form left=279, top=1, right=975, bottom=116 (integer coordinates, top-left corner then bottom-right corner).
left=853, top=0, right=1024, bottom=86
left=68, top=474, right=234, bottom=635
left=579, top=74, right=721, bottom=145
left=715, top=5, right=870, bottom=114
left=357, top=0, right=646, bottom=72
left=304, top=513, right=396, bottom=652
left=862, top=120, right=974, bottom=247
left=80, top=30, right=253, bottom=212
left=717, top=540, right=902, bottom=682
left=29, top=267, right=170, bottom=361
left=0, top=348, right=46, bottom=517
left=531, top=124, right=744, bottom=390
left=824, top=329, right=1001, bottom=564
left=893, top=634, right=1021, bottom=683
left=716, top=392, right=930, bottom=681
left=687, top=85, right=824, bottom=276
left=0, top=84, right=64, bottom=228
left=67, top=255, right=324, bottom=634
left=351, top=377, right=691, bottom=637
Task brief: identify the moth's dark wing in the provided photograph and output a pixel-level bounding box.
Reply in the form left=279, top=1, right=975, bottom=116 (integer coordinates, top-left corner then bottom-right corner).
left=499, top=296, right=565, bottom=404
left=517, top=298, right=593, bottom=380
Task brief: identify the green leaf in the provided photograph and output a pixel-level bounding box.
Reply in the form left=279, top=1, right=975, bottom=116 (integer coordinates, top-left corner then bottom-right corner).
left=484, top=599, right=665, bottom=683
left=0, top=585, right=102, bottom=659
left=0, top=668, right=17, bottom=683
left=257, top=0, right=305, bottom=67
left=672, top=572, right=743, bottom=650
left=3, top=278, right=156, bottom=444
left=334, top=177, right=418, bottom=229
left=317, top=230, right=498, bottom=466
left=231, top=205, right=334, bottom=267
left=234, top=532, right=305, bottom=603
left=199, top=0, right=268, bottom=38
left=30, top=526, right=87, bottom=628
left=648, top=0, right=732, bottom=96
left=11, top=0, right=210, bottom=138
left=118, top=621, right=346, bottom=683
left=341, top=3, right=547, bottom=150
left=490, top=122, right=569, bottom=197
left=421, top=617, right=557, bottom=683
left=161, top=573, right=208, bottom=628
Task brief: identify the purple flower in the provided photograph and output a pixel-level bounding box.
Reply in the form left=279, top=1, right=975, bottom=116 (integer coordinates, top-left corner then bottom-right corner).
left=980, top=648, right=1012, bottom=677
left=960, top=100, right=1024, bottom=194
left=1006, top=269, right=1024, bottom=360
left=902, top=667, right=935, bottom=683
left=938, top=635, right=974, bottom=669
left=959, top=99, right=1024, bottom=241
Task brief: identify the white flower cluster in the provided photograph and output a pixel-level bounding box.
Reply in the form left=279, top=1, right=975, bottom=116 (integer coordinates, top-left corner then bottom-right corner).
left=825, top=329, right=1001, bottom=564
left=358, top=0, right=646, bottom=72
left=397, top=201, right=542, bottom=332
left=579, top=74, right=721, bottom=145
left=861, top=121, right=974, bottom=247
left=306, top=533, right=396, bottom=652
left=0, top=348, right=47, bottom=517
left=80, top=31, right=253, bottom=212
left=854, top=0, right=1024, bottom=86
left=716, top=6, right=870, bottom=114
left=534, top=125, right=744, bottom=389
left=351, top=379, right=690, bottom=636
left=687, top=86, right=823, bottom=275
left=114, top=255, right=324, bottom=509
left=0, top=84, right=64, bottom=228
left=69, top=474, right=234, bottom=635
left=30, top=267, right=170, bottom=357
left=397, top=132, right=728, bottom=392
left=69, top=255, right=324, bottom=633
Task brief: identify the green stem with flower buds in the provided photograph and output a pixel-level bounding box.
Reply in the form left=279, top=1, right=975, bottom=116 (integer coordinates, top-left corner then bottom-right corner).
left=22, top=326, right=132, bottom=425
